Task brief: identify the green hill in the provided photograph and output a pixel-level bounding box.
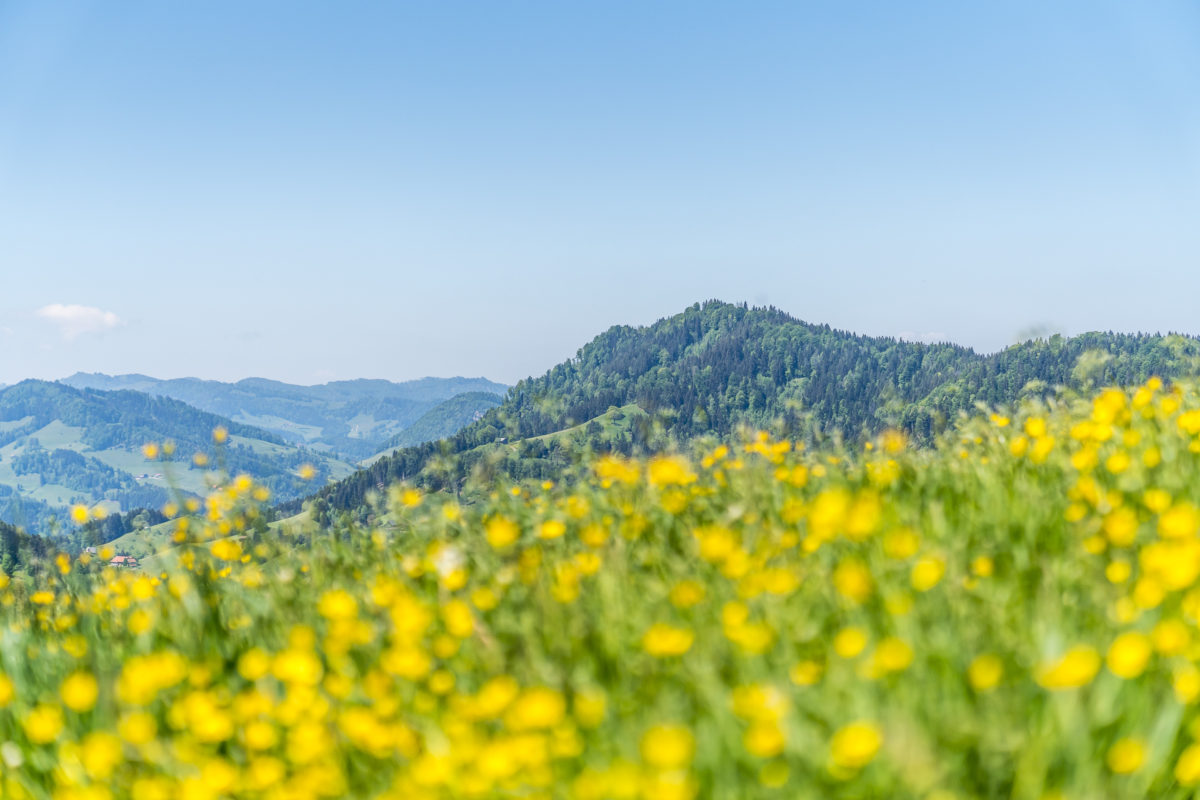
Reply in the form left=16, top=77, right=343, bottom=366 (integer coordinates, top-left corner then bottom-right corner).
left=59, top=373, right=509, bottom=461
left=0, top=381, right=354, bottom=534
left=306, top=300, right=1200, bottom=514
left=363, top=391, right=504, bottom=465
left=0, top=516, right=56, bottom=578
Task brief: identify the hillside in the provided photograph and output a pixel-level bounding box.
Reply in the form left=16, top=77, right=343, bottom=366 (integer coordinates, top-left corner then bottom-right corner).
left=0, top=516, right=55, bottom=577
left=59, top=373, right=508, bottom=461
left=0, top=381, right=354, bottom=534
left=364, top=391, right=504, bottom=464
left=17, top=379, right=1200, bottom=796
left=307, top=300, right=1199, bottom=513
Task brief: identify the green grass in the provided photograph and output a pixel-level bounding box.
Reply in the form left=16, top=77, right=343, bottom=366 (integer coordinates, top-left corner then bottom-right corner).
left=526, top=403, right=647, bottom=444
left=228, top=434, right=296, bottom=457
left=26, top=420, right=88, bottom=450
left=0, top=415, right=33, bottom=433
left=105, top=517, right=179, bottom=561
left=28, top=483, right=86, bottom=508
left=88, top=448, right=211, bottom=496
left=11, top=380, right=1200, bottom=797
left=346, top=413, right=401, bottom=441
left=366, top=403, right=649, bottom=469
left=109, top=509, right=314, bottom=567
left=230, top=412, right=324, bottom=443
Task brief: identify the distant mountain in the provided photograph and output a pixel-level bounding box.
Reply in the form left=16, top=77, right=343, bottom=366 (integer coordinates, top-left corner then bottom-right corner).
left=364, top=392, right=504, bottom=464
left=307, top=300, right=1200, bottom=514
left=0, top=381, right=354, bottom=534
left=59, top=373, right=508, bottom=461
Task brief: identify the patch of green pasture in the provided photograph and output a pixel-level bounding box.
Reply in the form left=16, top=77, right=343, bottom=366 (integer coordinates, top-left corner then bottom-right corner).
left=0, top=415, right=33, bottom=433
left=88, top=449, right=211, bottom=496
left=26, top=421, right=88, bottom=450
left=28, top=483, right=86, bottom=508
left=231, top=412, right=324, bottom=442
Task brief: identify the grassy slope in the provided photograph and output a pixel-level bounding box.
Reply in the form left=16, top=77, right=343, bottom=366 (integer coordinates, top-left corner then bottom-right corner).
left=123, top=510, right=314, bottom=572
left=15, top=380, right=1200, bottom=796
left=59, top=373, right=511, bottom=461
left=314, top=302, right=1200, bottom=519
left=362, top=392, right=506, bottom=466
left=419, top=403, right=648, bottom=476
left=124, top=406, right=645, bottom=565
left=525, top=402, right=646, bottom=444
left=106, top=518, right=177, bottom=561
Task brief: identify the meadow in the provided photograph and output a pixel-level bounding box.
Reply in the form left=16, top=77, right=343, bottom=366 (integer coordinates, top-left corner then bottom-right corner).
left=4, top=378, right=1200, bottom=798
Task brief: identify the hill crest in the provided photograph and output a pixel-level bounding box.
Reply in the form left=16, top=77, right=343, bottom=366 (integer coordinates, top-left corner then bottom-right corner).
left=0, top=380, right=353, bottom=534
left=305, top=300, right=1200, bottom=513
left=59, top=373, right=508, bottom=460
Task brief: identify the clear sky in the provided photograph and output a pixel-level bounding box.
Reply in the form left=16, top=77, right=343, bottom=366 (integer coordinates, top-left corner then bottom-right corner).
left=1, top=1, right=1198, bottom=386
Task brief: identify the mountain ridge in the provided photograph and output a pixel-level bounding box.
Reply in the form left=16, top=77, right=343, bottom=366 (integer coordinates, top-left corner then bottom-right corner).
left=365, top=391, right=505, bottom=464
left=0, top=380, right=354, bottom=534
left=59, top=373, right=509, bottom=460
left=303, top=300, right=1200, bottom=514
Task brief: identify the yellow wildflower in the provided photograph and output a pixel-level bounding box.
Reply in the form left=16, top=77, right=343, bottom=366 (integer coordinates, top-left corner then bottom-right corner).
left=833, top=559, right=873, bottom=603
left=647, top=455, right=697, bottom=487
left=1036, top=645, right=1101, bottom=690
left=643, top=623, right=694, bottom=657
left=318, top=589, right=358, bottom=620
left=23, top=704, right=64, bottom=743
left=80, top=731, right=122, bottom=779
left=968, top=654, right=1003, bottom=691
left=669, top=580, right=706, bottom=609
left=1177, top=743, right=1200, bottom=786
left=873, top=637, right=913, bottom=673
left=911, top=556, right=945, bottom=591
left=506, top=687, right=566, bottom=730
left=830, top=721, right=882, bottom=769
left=789, top=660, right=824, bottom=686
left=744, top=722, right=786, bottom=758
left=1106, top=632, right=1151, bottom=679
left=1160, top=503, right=1200, bottom=539
left=485, top=517, right=520, bottom=549
left=118, top=711, right=157, bottom=745
left=833, top=627, right=868, bottom=659
left=61, top=672, right=99, bottom=712
left=1106, top=738, right=1145, bottom=774
left=641, top=724, right=694, bottom=770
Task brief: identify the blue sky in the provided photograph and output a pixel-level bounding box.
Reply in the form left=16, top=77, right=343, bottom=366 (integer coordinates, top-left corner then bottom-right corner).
left=1, top=1, right=1198, bottom=386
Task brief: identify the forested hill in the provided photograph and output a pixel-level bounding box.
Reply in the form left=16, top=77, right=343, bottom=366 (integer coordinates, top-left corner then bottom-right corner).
left=0, top=381, right=285, bottom=450
left=368, top=392, right=504, bottom=460
left=0, top=381, right=353, bottom=534
left=308, top=300, right=1199, bottom=513
left=0, top=517, right=54, bottom=577
left=59, top=373, right=508, bottom=461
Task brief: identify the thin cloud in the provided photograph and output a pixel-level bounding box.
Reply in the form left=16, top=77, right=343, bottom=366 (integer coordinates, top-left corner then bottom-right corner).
left=36, top=304, right=123, bottom=340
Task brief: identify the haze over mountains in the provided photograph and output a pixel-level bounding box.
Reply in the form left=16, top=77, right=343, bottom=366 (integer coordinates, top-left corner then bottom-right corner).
left=0, top=380, right=355, bottom=534
left=312, top=300, right=1200, bottom=513
left=59, top=373, right=507, bottom=461
left=6, top=300, right=1199, bottom=542
left=0, top=374, right=507, bottom=537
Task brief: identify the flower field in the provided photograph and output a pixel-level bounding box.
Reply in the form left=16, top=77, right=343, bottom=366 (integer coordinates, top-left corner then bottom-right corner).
left=6, top=379, right=1200, bottom=798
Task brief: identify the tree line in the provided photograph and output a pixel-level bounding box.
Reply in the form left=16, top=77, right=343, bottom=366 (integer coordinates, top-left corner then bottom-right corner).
left=295, top=301, right=1200, bottom=515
